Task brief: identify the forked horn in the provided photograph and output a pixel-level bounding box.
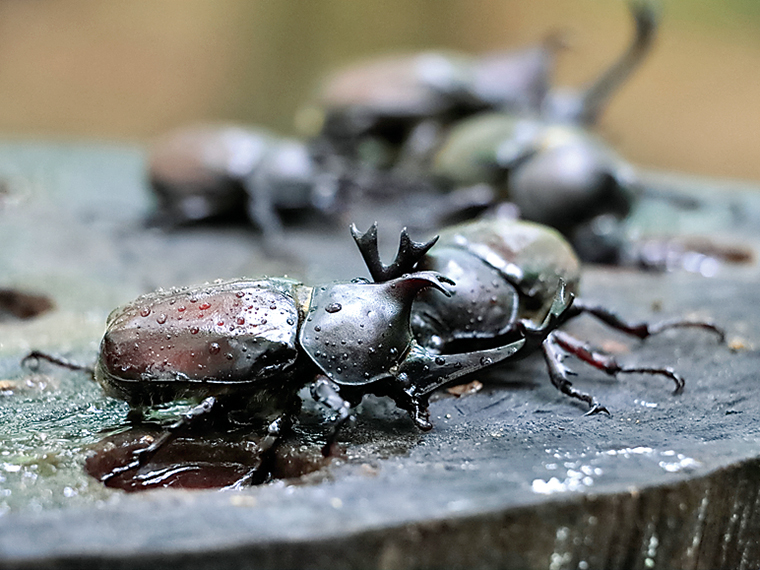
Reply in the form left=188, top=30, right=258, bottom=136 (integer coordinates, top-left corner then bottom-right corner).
left=350, top=222, right=438, bottom=282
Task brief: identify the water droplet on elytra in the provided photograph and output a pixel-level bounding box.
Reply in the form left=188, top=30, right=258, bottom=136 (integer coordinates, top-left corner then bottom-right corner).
left=325, top=303, right=342, bottom=313
left=199, top=302, right=211, bottom=310
left=156, top=314, right=167, bottom=324
left=209, top=342, right=220, bottom=355
left=140, top=308, right=151, bottom=317
left=190, top=326, right=199, bottom=335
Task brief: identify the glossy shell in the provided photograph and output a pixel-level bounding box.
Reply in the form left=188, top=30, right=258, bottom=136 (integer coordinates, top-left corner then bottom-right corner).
left=317, top=51, right=472, bottom=119
left=95, top=278, right=311, bottom=407
left=412, top=218, right=580, bottom=348
left=148, top=125, right=273, bottom=222
left=431, top=113, right=635, bottom=230
left=299, top=273, right=449, bottom=387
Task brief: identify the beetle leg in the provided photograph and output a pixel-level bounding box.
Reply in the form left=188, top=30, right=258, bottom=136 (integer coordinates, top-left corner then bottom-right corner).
left=568, top=300, right=725, bottom=343
left=21, top=350, right=95, bottom=378
left=350, top=222, right=438, bottom=282
left=244, top=169, right=286, bottom=253
left=310, top=375, right=354, bottom=456
left=542, top=332, right=609, bottom=415
left=552, top=330, right=685, bottom=394
left=101, top=396, right=218, bottom=483
left=224, top=416, right=286, bottom=490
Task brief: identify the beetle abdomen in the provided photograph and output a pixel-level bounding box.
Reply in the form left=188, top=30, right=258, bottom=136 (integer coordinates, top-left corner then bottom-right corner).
left=96, top=278, right=307, bottom=406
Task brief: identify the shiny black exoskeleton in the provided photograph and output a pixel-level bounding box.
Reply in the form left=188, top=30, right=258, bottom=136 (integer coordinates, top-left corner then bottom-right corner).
left=301, top=37, right=562, bottom=173
left=431, top=114, right=640, bottom=263
left=147, top=124, right=347, bottom=242
left=351, top=217, right=723, bottom=413
left=429, top=0, right=658, bottom=263
left=25, top=225, right=539, bottom=481
left=26, top=217, right=722, bottom=485
left=304, top=0, right=655, bottom=180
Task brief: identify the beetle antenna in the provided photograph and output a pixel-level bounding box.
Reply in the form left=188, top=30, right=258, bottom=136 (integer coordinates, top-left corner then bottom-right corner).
left=350, top=222, right=438, bottom=282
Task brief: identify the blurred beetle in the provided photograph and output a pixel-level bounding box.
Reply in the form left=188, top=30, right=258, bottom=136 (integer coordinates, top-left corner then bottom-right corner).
left=301, top=0, right=655, bottom=177
left=147, top=124, right=348, bottom=243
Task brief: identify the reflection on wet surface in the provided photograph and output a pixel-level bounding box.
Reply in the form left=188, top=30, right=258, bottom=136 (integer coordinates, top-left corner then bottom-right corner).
left=85, top=424, right=331, bottom=492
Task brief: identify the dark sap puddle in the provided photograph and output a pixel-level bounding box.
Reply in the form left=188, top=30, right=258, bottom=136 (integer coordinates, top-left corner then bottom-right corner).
left=85, top=424, right=331, bottom=492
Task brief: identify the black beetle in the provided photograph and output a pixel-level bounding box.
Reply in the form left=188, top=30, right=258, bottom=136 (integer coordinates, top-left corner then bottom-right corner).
left=147, top=124, right=347, bottom=242
left=26, top=217, right=722, bottom=483
left=425, top=0, right=659, bottom=263
left=430, top=113, right=640, bottom=263
left=302, top=0, right=655, bottom=177
left=25, top=229, right=535, bottom=481
left=300, top=37, right=561, bottom=173
left=351, top=217, right=723, bottom=414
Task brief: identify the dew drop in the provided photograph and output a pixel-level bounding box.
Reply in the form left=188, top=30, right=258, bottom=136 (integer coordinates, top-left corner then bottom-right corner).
left=209, top=342, right=220, bottom=355
left=236, top=291, right=245, bottom=298
left=325, top=303, right=342, bottom=314
left=178, top=306, right=186, bottom=312
left=237, top=317, right=245, bottom=325
left=199, top=302, right=211, bottom=310
left=139, top=308, right=151, bottom=317
left=190, top=326, right=199, bottom=335
left=435, top=356, right=445, bottom=365
left=480, top=356, right=493, bottom=366
left=156, top=314, right=167, bottom=324
left=314, top=325, right=322, bottom=332
left=286, top=318, right=295, bottom=325
left=225, top=353, right=234, bottom=360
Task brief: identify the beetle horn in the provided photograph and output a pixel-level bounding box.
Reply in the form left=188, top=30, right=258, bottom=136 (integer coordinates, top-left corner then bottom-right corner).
left=395, top=338, right=527, bottom=400
left=351, top=222, right=439, bottom=282
left=574, top=0, right=658, bottom=125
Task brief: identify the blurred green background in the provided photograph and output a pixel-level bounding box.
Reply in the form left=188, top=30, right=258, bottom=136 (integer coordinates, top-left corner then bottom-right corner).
left=0, top=0, right=758, bottom=180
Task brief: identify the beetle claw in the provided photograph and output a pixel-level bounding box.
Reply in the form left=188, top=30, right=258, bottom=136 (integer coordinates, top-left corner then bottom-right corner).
left=585, top=403, right=611, bottom=416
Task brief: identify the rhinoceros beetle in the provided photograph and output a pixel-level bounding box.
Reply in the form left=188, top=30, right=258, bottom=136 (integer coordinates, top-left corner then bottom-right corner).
left=302, top=0, right=655, bottom=178
left=24, top=225, right=540, bottom=482
left=352, top=217, right=723, bottom=414
left=147, top=124, right=348, bottom=243
left=301, top=38, right=560, bottom=173
left=25, top=217, right=722, bottom=485
left=430, top=113, right=641, bottom=264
